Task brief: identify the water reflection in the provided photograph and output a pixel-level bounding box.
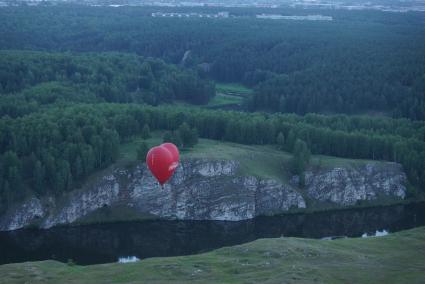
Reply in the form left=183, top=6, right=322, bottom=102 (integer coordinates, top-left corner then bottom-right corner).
left=0, top=202, right=424, bottom=265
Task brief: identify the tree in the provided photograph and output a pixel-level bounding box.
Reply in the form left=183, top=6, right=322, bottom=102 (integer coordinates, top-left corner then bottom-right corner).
left=54, top=160, right=72, bottom=192
left=72, top=155, right=83, bottom=180
left=33, top=160, right=45, bottom=194
left=178, top=122, right=198, bottom=148
left=191, top=128, right=199, bottom=146
left=163, top=131, right=173, bottom=143
left=3, top=181, right=12, bottom=205
left=141, top=124, right=151, bottom=139
left=276, top=132, right=285, bottom=150
left=286, top=130, right=296, bottom=151
left=163, top=131, right=182, bottom=148
left=290, top=139, right=311, bottom=186
left=137, top=141, right=149, bottom=161
left=2, top=151, right=22, bottom=196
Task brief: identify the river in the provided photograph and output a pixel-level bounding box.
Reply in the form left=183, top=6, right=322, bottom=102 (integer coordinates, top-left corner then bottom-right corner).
left=0, top=202, right=424, bottom=265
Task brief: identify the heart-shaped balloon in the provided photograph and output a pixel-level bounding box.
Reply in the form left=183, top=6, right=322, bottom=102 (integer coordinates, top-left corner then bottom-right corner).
left=146, top=143, right=179, bottom=185
left=161, top=142, right=179, bottom=166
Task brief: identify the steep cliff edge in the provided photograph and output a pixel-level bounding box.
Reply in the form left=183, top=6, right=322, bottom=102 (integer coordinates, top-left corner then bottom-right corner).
left=0, top=159, right=406, bottom=231
left=302, top=163, right=406, bottom=206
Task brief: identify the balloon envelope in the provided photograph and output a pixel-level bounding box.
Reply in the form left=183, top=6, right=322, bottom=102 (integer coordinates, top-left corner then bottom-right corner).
left=146, top=143, right=180, bottom=185
left=161, top=143, right=179, bottom=163
left=146, top=146, right=175, bottom=185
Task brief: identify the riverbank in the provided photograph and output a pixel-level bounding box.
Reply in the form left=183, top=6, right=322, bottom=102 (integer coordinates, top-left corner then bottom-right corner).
left=67, top=197, right=425, bottom=228
left=1, top=226, right=424, bottom=283
left=1, top=201, right=423, bottom=265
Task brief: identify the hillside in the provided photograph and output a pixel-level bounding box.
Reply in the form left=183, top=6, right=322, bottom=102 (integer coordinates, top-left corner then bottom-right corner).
left=0, top=226, right=424, bottom=283
left=0, top=133, right=408, bottom=231
left=120, top=131, right=382, bottom=184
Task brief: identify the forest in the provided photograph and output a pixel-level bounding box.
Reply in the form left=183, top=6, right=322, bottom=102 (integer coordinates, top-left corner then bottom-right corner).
left=0, top=6, right=424, bottom=119
left=0, top=51, right=215, bottom=108
left=1, top=100, right=425, bottom=211
left=0, top=5, right=425, bottom=211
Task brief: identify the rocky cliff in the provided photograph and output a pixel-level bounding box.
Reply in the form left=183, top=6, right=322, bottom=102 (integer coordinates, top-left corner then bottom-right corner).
left=0, top=159, right=407, bottom=231
left=302, top=163, right=406, bottom=206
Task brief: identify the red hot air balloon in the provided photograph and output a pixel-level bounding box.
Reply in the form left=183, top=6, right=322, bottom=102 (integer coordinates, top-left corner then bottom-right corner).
left=146, top=143, right=180, bottom=186
left=162, top=142, right=179, bottom=168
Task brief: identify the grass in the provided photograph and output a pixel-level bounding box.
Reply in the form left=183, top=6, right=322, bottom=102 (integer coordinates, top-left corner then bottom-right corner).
left=207, top=93, right=243, bottom=107
left=119, top=133, right=375, bottom=184
left=119, top=133, right=293, bottom=182
left=118, top=131, right=164, bottom=162
left=169, top=83, right=252, bottom=108
left=215, top=82, right=253, bottom=96
left=186, top=139, right=293, bottom=182
left=207, top=82, right=252, bottom=108
left=309, top=154, right=377, bottom=170
left=1, top=226, right=424, bottom=283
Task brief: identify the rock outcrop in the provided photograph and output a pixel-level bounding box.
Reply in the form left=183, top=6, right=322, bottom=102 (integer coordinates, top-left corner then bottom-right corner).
left=0, top=198, right=45, bottom=231
left=300, top=163, right=406, bottom=206
left=0, top=159, right=407, bottom=231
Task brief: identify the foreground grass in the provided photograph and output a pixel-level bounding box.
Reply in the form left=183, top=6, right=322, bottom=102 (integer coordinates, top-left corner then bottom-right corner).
left=1, top=227, right=424, bottom=283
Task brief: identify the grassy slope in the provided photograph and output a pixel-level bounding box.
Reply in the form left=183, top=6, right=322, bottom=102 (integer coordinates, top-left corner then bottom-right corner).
left=67, top=133, right=385, bottom=224
left=120, top=131, right=375, bottom=184
left=207, top=93, right=243, bottom=107
left=215, top=83, right=253, bottom=96
left=1, top=227, right=424, bottom=283
left=206, top=83, right=253, bottom=107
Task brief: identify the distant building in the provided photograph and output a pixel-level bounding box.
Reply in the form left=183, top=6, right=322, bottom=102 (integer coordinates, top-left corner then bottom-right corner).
left=256, top=14, right=333, bottom=21
left=218, top=11, right=229, bottom=18
left=151, top=11, right=230, bottom=19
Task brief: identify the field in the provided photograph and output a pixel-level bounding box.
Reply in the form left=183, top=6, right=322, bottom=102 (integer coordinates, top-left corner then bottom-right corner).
left=205, top=83, right=253, bottom=108
left=215, top=83, right=253, bottom=96
left=207, top=93, right=243, bottom=107
left=0, top=226, right=424, bottom=283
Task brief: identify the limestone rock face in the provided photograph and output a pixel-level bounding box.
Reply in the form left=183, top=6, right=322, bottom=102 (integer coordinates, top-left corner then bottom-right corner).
left=300, top=163, right=406, bottom=206
left=0, top=198, right=45, bottom=231
left=42, top=180, right=120, bottom=228
left=122, top=159, right=304, bottom=222
left=0, top=159, right=406, bottom=231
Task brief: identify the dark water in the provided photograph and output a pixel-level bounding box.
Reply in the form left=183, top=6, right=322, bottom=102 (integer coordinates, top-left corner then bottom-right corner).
left=1, top=202, right=424, bottom=265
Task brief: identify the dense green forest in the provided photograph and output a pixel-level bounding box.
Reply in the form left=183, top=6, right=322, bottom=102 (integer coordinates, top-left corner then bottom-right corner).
left=0, top=6, right=424, bottom=119
left=1, top=100, right=425, bottom=210
left=0, top=51, right=215, bottom=110
left=0, top=5, right=425, bottom=210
